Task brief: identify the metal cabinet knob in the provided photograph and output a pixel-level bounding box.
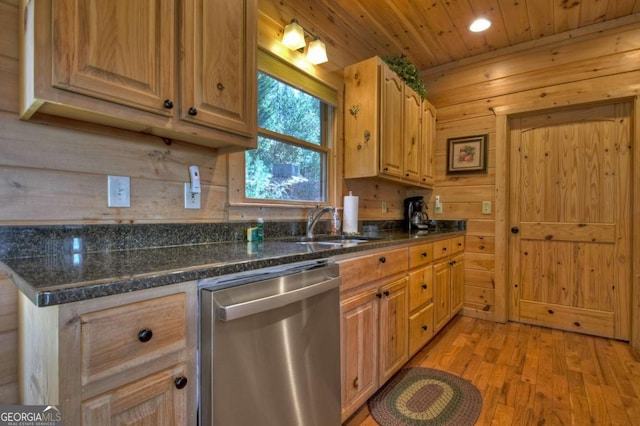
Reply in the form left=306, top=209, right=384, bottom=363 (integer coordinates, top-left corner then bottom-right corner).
left=138, top=328, right=153, bottom=343
left=174, top=376, right=188, bottom=389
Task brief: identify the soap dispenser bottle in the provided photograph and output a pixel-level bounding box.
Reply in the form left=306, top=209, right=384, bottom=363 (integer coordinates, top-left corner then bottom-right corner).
left=330, top=208, right=341, bottom=236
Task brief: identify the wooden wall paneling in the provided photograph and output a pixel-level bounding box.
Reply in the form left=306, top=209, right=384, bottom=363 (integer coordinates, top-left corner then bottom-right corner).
left=0, top=113, right=228, bottom=224
left=421, top=19, right=640, bottom=98
left=464, top=285, right=495, bottom=308
left=466, top=219, right=495, bottom=236
left=345, top=179, right=405, bottom=221
left=438, top=69, right=640, bottom=123
left=427, top=51, right=640, bottom=108
left=464, top=252, right=495, bottom=273
left=465, top=269, right=495, bottom=290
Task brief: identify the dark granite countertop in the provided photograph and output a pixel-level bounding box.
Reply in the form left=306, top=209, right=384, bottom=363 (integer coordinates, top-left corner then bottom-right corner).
left=0, top=222, right=465, bottom=307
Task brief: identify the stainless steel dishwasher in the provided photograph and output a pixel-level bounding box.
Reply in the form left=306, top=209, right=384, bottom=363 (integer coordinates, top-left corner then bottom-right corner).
left=199, top=260, right=342, bottom=426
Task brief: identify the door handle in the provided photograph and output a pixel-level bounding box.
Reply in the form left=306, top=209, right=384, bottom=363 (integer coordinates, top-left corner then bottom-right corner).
left=511, top=226, right=520, bottom=234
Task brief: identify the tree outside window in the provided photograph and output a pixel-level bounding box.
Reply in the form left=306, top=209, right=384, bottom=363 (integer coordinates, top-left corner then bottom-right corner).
left=245, top=72, right=329, bottom=202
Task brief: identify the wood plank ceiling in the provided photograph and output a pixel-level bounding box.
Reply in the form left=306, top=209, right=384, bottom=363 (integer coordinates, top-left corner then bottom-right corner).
left=259, top=0, right=640, bottom=72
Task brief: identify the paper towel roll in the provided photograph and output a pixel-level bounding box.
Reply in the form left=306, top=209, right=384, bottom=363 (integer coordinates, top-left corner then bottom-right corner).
left=343, top=192, right=359, bottom=234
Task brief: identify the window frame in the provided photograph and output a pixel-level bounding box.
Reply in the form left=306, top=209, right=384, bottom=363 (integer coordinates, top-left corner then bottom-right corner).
left=229, top=50, right=338, bottom=209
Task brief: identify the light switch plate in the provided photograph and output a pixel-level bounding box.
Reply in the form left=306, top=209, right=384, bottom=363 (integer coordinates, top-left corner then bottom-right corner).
left=184, top=183, right=201, bottom=209
left=107, top=175, right=130, bottom=208
left=482, top=201, right=492, bottom=215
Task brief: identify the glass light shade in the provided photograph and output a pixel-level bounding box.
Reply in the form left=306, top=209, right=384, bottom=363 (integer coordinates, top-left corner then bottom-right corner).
left=469, top=18, right=491, bottom=32
left=307, top=37, right=328, bottom=64
left=282, top=19, right=306, bottom=50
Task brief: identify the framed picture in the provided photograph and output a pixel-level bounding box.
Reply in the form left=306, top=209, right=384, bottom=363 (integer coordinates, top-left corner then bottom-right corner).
left=446, top=134, right=488, bottom=174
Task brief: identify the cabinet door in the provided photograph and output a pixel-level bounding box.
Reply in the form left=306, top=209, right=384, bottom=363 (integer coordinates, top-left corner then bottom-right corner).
left=408, top=266, right=433, bottom=312
left=403, top=86, right=421, bottom=182
left=82, top=364, right=189, bottom=425
left=433, top=260, right=451, bottom=331
left=378, top=277, right=409, bottom=383
left=450, top=254, right=465, bottom=314
left=340, top=289, right=379, bottom=421
left=181, top=0, right=257, bottom=138
left=52, top=0, right=175, bottom=116
left=379, top=65, right=404, bottom=178
left=420, top=101, right=436, bottom=186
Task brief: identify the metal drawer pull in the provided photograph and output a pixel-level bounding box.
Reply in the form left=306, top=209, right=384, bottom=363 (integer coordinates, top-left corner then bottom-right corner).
left=138, top=328, right=153, bottom=343
left=174, top=376, right=188, bottom=389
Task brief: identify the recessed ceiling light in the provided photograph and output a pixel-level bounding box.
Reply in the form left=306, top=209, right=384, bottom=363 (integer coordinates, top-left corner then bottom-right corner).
left=470, top=18, right=491, bottom=32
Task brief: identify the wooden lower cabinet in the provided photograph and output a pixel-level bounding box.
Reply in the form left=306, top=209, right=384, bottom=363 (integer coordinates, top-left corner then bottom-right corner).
left=19, top=283, right=197, bottom=426
left=378, top=278, right=410, bottom=383
left=82, top=364, right=189, bottom=425
left=433, top=259, right=452, bottom=331
left=340, top=276, right=409, bottom=422
left=409, top=303, right=434, bottom=355
left=434, top=242, right=465, bottom=332
left=340, top=288, right=379, bottom=421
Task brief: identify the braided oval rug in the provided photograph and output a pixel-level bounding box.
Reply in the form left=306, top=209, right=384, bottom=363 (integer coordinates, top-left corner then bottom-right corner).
left=368, top=367, right=482, bottom=425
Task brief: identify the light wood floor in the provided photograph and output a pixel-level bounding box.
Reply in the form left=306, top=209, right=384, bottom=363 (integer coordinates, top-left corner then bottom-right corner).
left=349, top=316, right=640, bottom=426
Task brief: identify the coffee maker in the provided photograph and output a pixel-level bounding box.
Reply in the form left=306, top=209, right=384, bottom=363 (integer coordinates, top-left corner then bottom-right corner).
left=404, top=196, right=430, bottom=231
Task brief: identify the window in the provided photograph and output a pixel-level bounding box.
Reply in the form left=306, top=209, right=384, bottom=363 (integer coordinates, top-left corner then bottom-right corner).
left=245, top=62, right=334, bottom=203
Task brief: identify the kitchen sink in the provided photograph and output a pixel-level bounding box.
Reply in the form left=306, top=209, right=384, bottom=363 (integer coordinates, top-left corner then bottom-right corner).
left=297, top=239, right=369, bottom=247
left=283, top=234, right=381, bottom=247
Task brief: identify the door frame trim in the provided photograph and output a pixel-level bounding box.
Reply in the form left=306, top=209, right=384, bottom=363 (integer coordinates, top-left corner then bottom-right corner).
left=494, top=97, right=640, bottom=350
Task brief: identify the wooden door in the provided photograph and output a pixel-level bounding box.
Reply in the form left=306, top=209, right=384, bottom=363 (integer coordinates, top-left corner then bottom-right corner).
left=378, top=278, right=408, bottom=383
left=181, top=0, right=257, bottom=137
left=509, top=102, right=632, bottom=339
left=340, top=288, right=378, bottom=421
left=403, top=86, right=421, bottom=182
left=379, top=65, right=404, bottom=178
left=53, top=0, right=175, bottom=116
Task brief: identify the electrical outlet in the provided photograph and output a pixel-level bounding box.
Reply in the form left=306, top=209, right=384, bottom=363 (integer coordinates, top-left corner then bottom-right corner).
left=381, top=201, right=388, bottom=214
left=434, top=195, right=443, bottom=214
left=107, top=176, right=130, bottom=208
left=184, top=183, right=201, bottom=209
left=482, top=201, right=492, bottom=215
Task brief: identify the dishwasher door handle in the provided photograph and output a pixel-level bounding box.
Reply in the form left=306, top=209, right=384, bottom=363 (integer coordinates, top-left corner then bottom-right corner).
left=216, top=276, right=341, bottom=321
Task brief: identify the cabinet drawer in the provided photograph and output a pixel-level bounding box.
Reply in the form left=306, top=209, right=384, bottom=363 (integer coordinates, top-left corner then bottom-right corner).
left=450, top=236, right=465, bottom=254
left=409, top=243, right=433, bottom=269
left=408, top=266, right=433, bottom=312
left=409, top=303, right=433, bottom=356
left=80, top=293, right=187, bottom=386
left=432, top=239, right=451, bottom=260
left=339, top=248, right=408, bottom=292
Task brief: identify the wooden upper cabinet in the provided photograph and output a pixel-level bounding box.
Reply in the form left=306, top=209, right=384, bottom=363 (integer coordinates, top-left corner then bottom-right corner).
left=403, top=86, right=421, bottom=182
left=420, top=101, right=436, bottom=186
left=50, top=0, right=175, bottom=117
left=180, top=0, right=257, bottom=138
left=344, top=56, right=434, bottom=189
left=379, top=65, right=404, bottom=179
left=20, top=0, right=256, bottom=151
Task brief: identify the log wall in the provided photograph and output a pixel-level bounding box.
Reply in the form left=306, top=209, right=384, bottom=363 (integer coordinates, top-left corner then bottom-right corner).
left=421, top=18, right=640, bottom=332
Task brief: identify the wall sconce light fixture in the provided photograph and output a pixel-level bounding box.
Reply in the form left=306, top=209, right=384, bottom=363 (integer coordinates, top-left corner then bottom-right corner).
left=282, top=19, right=328, bottom=64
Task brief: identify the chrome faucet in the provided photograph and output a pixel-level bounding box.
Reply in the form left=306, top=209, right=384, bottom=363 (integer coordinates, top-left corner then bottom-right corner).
left=306, top=205, right=334, bottom=238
